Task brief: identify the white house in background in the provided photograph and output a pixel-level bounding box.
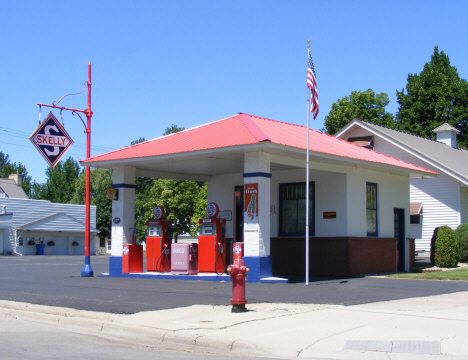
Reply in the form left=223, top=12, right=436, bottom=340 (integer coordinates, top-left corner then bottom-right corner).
left=336, top=119, right=468, bottom=252
left=0, top=197, right=98, bottom=255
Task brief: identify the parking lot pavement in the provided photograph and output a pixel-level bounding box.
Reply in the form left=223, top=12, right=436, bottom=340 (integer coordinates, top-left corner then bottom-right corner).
left=1, top=255, right=468, bottom=314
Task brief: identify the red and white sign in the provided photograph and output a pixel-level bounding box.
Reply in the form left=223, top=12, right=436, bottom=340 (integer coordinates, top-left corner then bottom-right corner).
left=206, top=202, right=219, bottom=218
left=153, top=206, right=165, bottom=220
left=29, top=112, right=74, bottom=168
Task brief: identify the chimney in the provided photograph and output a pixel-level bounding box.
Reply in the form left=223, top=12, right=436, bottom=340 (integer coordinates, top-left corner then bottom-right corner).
left=433, top=123, right=460, bottom=148
left=9, top=173, right=22, bottom=186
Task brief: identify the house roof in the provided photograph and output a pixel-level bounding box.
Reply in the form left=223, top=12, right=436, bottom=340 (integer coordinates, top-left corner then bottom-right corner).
left=0, top=179, right=28, bottom=199
left=335, top=119, right=468, bottom=185
left=82, top=113, right=437, bottom=178
left=17, top=212, right=99, bottom=233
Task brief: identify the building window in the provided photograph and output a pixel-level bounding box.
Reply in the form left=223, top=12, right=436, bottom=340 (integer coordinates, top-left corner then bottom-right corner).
left=17, top=237, right=23, bottom=246
left=107, top=240, right=112, bottom=251
left=410, top=203, right=422, bottom=225
left=366, top=182, right=378, bottom=236
left=279, top=182, right=315, bottom=236
left=100, top=238, right=105, bottom=248
left=347, top=136, right=374, bottom=150
left=410, top=215, right=421, bottom=224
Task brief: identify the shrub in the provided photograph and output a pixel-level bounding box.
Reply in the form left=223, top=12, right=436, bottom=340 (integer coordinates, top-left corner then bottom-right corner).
left=455, top=224, right=468, bottom=262
left=430, top=226, right=459, bottom=268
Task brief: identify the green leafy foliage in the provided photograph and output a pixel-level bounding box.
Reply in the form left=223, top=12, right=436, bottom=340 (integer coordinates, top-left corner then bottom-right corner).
left=455, top=223, right=468, bottom=262
left=430, top=225, right=459, bottom=268
left=396, top=46, right=468, bottom=148
left=163, top=124, right=185, bottom=135
left=0, top=151, right=33, bottom=196
left=143, top=180, right=207, bottom=241
left=30, top=157, right=81, bottom=203
left=323, top=89, right=394, bottom=135
left=70, top=168, right=113, bottom=240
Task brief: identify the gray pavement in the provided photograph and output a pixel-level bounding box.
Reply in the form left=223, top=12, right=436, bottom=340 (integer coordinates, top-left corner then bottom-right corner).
left=2, top=255, right=468, bottom=313
left=1, top=255, right=468, bottom=359
left=1, top=291, right=468, bottom=359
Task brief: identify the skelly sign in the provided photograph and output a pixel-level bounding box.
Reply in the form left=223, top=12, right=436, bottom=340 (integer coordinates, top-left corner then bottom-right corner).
left=29, top=112, right=74, bottom=167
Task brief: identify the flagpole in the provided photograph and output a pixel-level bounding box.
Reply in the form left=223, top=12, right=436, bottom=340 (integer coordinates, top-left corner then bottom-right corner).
left=305, top=40, right=311, bottom=286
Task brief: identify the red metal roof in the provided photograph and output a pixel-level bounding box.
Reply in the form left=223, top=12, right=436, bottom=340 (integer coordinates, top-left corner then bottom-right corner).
left=82, top=113, right=437, bottom=175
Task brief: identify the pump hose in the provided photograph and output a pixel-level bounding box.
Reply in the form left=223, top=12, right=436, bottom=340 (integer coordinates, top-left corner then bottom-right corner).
left=215, top=240, right=226, bottom=276
left=155, top=244, right=170, bottom=273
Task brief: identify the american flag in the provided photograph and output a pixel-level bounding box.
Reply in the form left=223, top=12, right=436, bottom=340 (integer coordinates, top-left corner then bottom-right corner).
left=307, top=47, right=319, bottom=119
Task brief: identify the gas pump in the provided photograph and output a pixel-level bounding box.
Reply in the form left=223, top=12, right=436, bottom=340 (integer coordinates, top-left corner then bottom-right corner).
left=146, top=206, right=173, bottom=272
left=198, top=203, right=226, bottom=274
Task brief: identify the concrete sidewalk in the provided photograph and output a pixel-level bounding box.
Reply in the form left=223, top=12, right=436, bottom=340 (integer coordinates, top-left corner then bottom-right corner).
left=1, top=291, right=468, bottom=359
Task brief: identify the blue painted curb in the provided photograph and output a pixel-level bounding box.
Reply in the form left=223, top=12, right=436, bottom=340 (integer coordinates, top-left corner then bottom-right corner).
left=101, top=272, right=230, bottom=282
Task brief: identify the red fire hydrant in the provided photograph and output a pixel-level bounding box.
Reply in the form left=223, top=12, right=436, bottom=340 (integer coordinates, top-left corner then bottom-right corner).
left=227, top=258, right=249, bottom=312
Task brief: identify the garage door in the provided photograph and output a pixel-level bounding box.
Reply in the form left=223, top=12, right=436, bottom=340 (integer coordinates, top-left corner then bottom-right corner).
left=70, top=237, right=84, bottom=255
left=51, top=236, right=69, bottom=255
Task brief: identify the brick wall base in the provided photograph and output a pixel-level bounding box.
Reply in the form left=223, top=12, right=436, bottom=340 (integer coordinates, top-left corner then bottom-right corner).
left=271, top=237, right=397, bottom=277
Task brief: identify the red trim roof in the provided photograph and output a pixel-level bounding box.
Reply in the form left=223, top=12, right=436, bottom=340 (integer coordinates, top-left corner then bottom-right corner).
left=82, top=113, right=437, bottom=175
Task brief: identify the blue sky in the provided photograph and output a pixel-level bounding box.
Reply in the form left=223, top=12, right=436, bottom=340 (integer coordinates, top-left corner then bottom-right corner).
left=1, top=1, right=468, bottom=183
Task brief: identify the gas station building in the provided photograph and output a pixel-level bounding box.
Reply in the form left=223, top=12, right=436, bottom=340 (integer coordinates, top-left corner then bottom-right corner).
left=81, top=113, right=437, bottom=282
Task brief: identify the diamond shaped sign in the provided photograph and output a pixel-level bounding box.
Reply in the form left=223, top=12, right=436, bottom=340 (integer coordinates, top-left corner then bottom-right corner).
left=29, top=112, right=74, bottom=168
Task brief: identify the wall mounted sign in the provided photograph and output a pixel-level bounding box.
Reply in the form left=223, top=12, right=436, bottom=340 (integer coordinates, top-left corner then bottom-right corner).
left=217, top=210, right=232, bottom=221
left=244, top=183, right=258, bottom=231
left=105, top=188, right=118, bottom=201
left=29, top=112, right=74, bottom=168
left=323, top=212, right=336, bottom=219
left=113, top=217, right=121, bottom=224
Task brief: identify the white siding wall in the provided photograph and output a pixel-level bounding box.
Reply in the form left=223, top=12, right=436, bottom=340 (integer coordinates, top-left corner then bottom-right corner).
left=0, top=229, right=3, bottom=253
left=208, top=163, right=410, bottom=240
left=410, top=175, right=461, bottom=250
left=0, top=198, right=97, bottom=254
left=271, top=168, right=348, bottom=237
left=346, top=166, right=410, bottom=239
left=342, top=126, right=462, bottom=251
left=208, top=173, right=244, bottom=239
left=15, top=232, right=93, bottom=255
left=460, top=187, right=468, bottom=224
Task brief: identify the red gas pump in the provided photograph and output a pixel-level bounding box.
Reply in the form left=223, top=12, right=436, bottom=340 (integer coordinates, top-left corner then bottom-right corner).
left=198, top=203, right=226, bottom=274
left=146, top=206, right=173, bottom=272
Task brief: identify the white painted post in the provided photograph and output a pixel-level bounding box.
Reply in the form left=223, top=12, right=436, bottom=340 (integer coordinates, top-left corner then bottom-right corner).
left=111, top=166, right=136, bottom=257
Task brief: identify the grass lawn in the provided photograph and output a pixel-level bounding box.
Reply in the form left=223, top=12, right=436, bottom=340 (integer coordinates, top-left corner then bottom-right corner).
left=387, top=267, right=468, bottom=281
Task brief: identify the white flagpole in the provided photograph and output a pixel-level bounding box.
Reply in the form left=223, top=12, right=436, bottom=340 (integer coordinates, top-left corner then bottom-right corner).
left=305, top=40, right=311, bottom=286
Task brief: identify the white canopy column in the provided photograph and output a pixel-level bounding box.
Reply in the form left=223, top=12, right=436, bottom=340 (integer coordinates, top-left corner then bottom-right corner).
left=243, top=151, right=272, bottom=281
left=109, top=165, right=136, bottom=276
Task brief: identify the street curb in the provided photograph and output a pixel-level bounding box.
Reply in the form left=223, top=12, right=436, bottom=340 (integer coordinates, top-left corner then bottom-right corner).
left=0, top=300, right=295, bottom=357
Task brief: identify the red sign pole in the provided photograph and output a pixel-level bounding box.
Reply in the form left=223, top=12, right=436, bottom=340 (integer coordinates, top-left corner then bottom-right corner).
left=37, top=63, right=94, bottom=277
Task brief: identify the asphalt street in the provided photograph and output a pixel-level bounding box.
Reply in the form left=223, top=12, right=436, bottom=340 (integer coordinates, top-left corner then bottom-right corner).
left=2, top=255, right=468, bottom=314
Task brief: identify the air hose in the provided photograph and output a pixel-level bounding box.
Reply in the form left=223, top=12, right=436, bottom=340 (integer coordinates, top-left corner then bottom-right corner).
left=155, top=243, right=170, bottom=273
left=215, top=240, right=226, bottom=275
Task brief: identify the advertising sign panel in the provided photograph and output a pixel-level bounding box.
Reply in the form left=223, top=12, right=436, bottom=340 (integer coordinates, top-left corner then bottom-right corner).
left=29, top=112, right=73, bottom=168
left=244, top=183, right=258, bottom=231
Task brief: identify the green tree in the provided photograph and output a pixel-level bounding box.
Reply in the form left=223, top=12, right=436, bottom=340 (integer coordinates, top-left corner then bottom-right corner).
left=164, top=124, right=185, bottom=135
left=396, top=46, right=468, bottom=148
left=0, top=152, right=33, bottom=196
left=70, top=168, right=113, bottom=240
left=143, top=179, right=207, bottom=241
left=31, top=157, right=81, bottom=203
left=323, top=89, right=395, bottom=135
